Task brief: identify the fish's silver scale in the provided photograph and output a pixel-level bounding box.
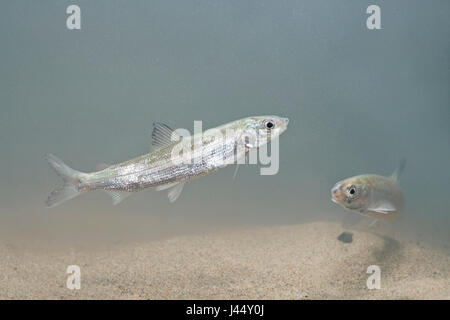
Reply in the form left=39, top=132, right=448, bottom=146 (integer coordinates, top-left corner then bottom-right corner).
left=81, top=133, right=241, bottom=192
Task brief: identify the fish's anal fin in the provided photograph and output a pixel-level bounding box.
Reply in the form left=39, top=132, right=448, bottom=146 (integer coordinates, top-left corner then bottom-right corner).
left=167, top=183, right=185, bottom=203
left=151, top=122, right=181, bottom=151
left=107, top=191, right=131, bottom=205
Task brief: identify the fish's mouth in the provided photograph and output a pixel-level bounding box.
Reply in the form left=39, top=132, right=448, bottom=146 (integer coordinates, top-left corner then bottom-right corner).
left=330, top=183, right=342, bottom=205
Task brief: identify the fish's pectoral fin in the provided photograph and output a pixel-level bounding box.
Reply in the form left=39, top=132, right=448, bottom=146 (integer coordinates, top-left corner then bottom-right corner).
left=106, top=191, right=132, bottom=205
left=368, top=200, right=397, bottom=214
left=167, top=182, right=185, bottom=203
left=368, top=219, right=379, bottom=228
left=151, top=122, right=181, bottom=151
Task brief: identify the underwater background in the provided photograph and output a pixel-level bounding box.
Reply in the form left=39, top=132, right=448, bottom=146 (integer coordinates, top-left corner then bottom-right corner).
left=0, top=0, right=449, bottom=249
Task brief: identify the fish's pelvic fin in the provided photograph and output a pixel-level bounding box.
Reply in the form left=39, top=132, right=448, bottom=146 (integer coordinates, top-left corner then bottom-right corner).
left=167, top=182, right=185, bottom=203
left=151, top=122, right=181, bottom=151
left=106, top=191, right=131, bottom=205
left=45, top=153, right=84, bottom=208
left=390, top=158, right=407, bottom=181
left=155, top=182, right=185, bottom=202
left=155, top=182, right=179, bottom=191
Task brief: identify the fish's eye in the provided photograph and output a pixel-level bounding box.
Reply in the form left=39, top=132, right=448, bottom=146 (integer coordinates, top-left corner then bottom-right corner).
left=347, top=186, right=357, bottom=197
left=265, top=120, right=275, bottom=129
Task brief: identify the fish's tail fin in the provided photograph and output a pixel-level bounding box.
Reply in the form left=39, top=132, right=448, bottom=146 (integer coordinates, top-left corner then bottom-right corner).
left=45, top=153, right=85, bottom=208
left=390, top=157, right=407, bottom=181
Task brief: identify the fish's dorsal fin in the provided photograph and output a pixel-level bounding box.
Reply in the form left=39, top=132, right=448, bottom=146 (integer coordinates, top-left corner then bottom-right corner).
left=390, top=158, right=407, bottom=181
left=107, top=191, right=131, bottom=205
left=368, top=200, right=397, bottom=214
left=151, top=122, right=181, bottom=151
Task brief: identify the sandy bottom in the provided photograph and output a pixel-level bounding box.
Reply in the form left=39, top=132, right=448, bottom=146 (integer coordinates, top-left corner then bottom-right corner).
left=0, top=221, right=448, bottom=299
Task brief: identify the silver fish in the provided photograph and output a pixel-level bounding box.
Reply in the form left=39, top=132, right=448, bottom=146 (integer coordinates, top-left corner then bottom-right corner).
left=46, top=116, right=289, bottom=207
left=331, top=159, right=406, bottom=221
